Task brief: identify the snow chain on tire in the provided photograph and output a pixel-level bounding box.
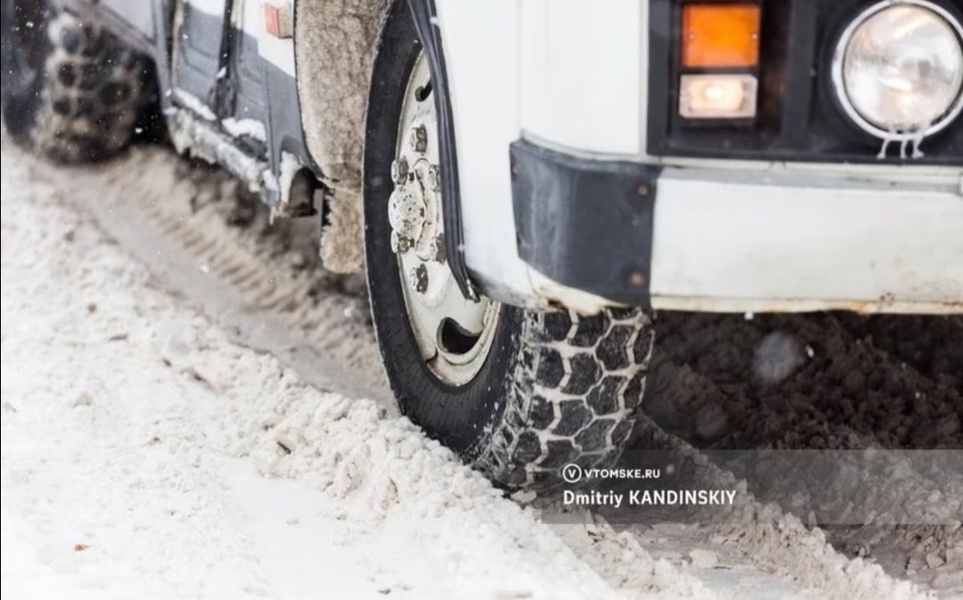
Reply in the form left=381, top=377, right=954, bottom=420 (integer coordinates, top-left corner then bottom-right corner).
left=21, top=9, right=144, bottom=162
left=477, top=307, right=655, bottom=490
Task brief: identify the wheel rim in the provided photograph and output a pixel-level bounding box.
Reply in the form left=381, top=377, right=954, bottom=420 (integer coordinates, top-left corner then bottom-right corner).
left=389, top=51, right=499, bottom=387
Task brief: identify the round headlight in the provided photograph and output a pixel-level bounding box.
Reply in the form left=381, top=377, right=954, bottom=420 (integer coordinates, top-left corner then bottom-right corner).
left=832, top=0, right=963, bottom=141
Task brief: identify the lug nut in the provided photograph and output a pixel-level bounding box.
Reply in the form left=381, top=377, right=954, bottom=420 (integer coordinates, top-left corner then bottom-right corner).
left=391, top=157, right=409, bottom=185
left=409, top=125, right=428, bottom=153
left=428, top=164, right=441, bottom=191
left=411, top=264, right=429, bottom=293
left=431, top=232, right=447, bottom=262
left=390, top=230, right=412, bottom=254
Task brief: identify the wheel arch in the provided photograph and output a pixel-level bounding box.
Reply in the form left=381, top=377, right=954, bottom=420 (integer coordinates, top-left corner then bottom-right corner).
left=293, top=0, right=387, bottom=272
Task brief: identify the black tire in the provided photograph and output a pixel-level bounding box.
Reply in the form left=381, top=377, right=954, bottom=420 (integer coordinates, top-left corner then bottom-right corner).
left=1, top=0, right=145, bottom=162
left=364, top=0, right=656, bottom=491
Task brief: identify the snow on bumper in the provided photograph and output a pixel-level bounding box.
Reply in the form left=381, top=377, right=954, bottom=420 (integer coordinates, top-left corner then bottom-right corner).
left=510, top=140, right=963, bottom=315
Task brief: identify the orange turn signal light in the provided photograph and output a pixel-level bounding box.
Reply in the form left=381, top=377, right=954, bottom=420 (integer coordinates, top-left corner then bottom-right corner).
left=682, top=4, right=761, bottom=68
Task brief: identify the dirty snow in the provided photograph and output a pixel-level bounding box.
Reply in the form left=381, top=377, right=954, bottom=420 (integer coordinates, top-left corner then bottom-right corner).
left=221, top=117, right=268, bottom=143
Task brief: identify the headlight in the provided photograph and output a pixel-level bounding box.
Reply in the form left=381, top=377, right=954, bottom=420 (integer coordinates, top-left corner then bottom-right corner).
left=832, top=0, right=963, bottom=140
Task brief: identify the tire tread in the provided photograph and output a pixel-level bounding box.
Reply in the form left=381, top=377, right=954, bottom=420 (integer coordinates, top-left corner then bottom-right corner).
left=3, top=9, right=144, bottom=162
left=477, top=308, right=655, bottom=490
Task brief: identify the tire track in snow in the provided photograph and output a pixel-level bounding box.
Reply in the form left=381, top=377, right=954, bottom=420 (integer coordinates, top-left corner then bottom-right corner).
left=44, top=143, right=390, bottom=405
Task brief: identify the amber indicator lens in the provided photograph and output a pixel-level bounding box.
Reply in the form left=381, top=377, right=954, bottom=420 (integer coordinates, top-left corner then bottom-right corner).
left=682, top=4, right=761, bottom=68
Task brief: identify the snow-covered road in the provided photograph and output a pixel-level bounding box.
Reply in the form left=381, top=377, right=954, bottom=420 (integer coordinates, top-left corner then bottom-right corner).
left=1, top=138, right=936, bottom=599
left=0, top=141, right=716, bottom=599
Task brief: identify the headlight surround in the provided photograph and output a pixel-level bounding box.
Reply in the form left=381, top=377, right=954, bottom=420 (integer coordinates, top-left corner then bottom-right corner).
left=831, top=0, right=963, bottom=141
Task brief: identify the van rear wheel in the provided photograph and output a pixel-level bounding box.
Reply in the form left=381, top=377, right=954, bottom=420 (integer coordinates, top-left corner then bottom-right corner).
left=363, top=0, right=656, bottom=490
left=0, top=0, right=146, bottom=162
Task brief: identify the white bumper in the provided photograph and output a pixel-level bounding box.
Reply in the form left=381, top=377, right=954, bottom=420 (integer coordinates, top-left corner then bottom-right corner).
left=650, top=170, right=963, bottom=314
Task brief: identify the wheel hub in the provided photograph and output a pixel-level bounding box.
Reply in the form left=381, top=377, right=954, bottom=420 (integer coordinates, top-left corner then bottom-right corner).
left=388, top=52, right=499, bottom=386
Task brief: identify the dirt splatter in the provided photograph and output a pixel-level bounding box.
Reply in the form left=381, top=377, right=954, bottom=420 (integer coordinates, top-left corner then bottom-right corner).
left=647, top=312, right=962, bottom=451
left=645, top=311, right=963, bottom=593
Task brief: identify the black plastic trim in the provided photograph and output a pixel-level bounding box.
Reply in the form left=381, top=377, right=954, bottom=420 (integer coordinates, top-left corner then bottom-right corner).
left=510, top=140, right=660, bottom=308
left=208, top=0, right=237, bottom=119
left=407, top=0, right=475, bottom=300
